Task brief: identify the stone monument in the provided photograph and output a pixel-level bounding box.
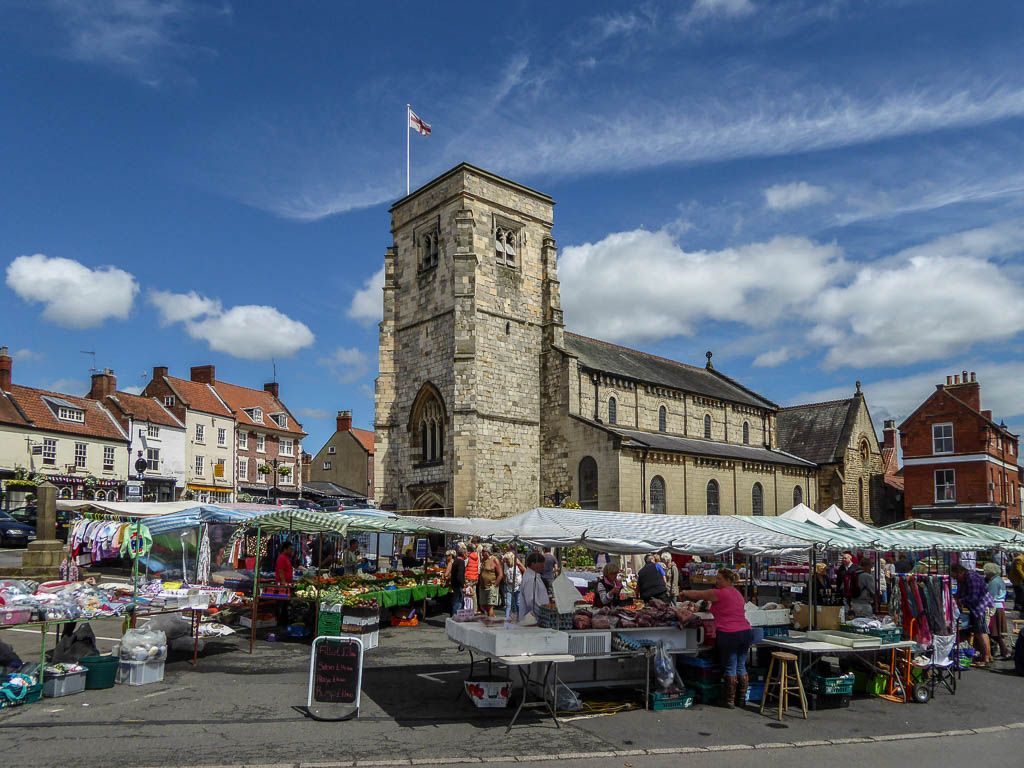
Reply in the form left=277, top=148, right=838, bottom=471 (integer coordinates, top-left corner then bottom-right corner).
left=9, top=481, right=65, bottom=579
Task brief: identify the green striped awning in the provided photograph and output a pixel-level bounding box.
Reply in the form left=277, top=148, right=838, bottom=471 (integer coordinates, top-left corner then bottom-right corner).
left=743, top=516, right=1001, bottom=552
left=883, top=519, right=1024, bottom=551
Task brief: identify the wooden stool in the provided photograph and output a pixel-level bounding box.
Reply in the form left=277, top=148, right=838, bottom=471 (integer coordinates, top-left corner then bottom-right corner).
left=760, top=651, right=808, bottom=721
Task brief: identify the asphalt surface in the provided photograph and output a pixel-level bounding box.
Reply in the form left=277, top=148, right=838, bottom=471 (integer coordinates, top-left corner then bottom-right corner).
left=3, top=544, right=1022, bottom=765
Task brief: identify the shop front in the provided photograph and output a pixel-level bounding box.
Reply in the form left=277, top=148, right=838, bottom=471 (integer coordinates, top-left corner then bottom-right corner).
left=186, top=483, right=233, bottom=504
left=47, top=474, right=124, bottom=502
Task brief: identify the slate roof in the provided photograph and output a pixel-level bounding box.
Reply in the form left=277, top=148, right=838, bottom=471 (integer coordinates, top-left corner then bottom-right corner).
left=212, top=380, right=306, bottom=437
left=564, top=333, right=775, bottom=410
left=105, top=392, right=184, bottom=429
left=776, top=398, right=857, bottom=465
left=162, top=376, right=233, bottom=418
left=608, top=426, right=817, bottom=468
left=2, top=384, right=128, bottom=441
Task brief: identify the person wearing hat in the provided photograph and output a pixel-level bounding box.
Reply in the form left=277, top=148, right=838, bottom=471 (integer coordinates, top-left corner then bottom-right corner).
left=984, top=562, right=1010, bottom=659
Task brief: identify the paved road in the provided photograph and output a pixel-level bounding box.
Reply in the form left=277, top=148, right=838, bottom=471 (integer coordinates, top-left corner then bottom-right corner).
left=3, top=614, right=1023, bottom=768
left=0, top=546, right=24, bottom=569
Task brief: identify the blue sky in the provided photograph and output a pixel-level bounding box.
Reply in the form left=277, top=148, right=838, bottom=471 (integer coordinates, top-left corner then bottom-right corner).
left=2, top=0, right=1024, bottom=454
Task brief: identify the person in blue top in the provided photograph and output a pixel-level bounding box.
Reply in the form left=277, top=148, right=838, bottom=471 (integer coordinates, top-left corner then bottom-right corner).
left=984, top=563, right=1010, bottom=659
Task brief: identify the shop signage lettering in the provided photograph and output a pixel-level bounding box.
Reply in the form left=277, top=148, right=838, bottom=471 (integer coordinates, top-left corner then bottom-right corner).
left=306, top=636, right=363, bottom=720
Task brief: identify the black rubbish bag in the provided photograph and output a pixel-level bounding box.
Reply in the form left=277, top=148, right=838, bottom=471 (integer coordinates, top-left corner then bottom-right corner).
left=48, top=622, right=99, bottom=664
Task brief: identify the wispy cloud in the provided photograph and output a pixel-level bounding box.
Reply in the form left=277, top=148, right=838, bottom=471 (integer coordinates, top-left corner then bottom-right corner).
left=297, top=407, right=331, bottom=420
left=318, top=347, right=372, bottom=384
left=764, top=181, right=832, bottom=211
left=44, top=0, right=227, bottom=86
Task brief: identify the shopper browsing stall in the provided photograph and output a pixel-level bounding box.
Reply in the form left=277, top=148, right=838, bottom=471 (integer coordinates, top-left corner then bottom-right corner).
left=449, top=546, right=467, bottom=615
left=951, top=563, right=994, bottom=667
left=679, top=568, right=753, bottom=709
left=275, top=542, right=295, bottom=585
left=637, top=554, right=668, bottom=602
left=850, top=557, right=877, bottom=618
left=661, top=553, right=681, bottom=602
left=1010, top=552, right=1024, bottom=612
left=984, top=562, right=1010, bottom=659
left=517, top=551, right=550, bottom=619
left=502, top=549, right=524, bottom=621
left=340, top=539, right=362, bottom=575
left=594, top=563, right=630, bottom=608
left=478, top=545, right=504, bottom=618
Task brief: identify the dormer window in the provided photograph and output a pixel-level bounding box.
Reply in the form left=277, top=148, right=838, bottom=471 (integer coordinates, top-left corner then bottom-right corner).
left=271, top=412, right=288, bottom=429
left=246, top=407, right=264, bottom=424
left=45, top=396, right=85, bottom=423
left=58, top=406, right=85, bottom=423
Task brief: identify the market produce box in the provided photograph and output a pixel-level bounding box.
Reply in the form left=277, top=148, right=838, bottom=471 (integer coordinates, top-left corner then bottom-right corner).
left=464, top=678, right=511, bottom=708
left=745, top=682, right=765, bottom=703
left=240, top=615, right=277, bottom=629
left=42, top=670, right=86, bottom=698
left=688, top=680, right=721, bottom=704
left=808, top=693, right=851, bottom=710
left=1, top=607, right=32, bottom=625
left=650, top=690, right=695, bottom=710
left=792, top=605, right=843, bottom=630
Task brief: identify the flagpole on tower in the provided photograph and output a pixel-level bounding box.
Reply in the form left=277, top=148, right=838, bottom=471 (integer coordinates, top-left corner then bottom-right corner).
left=406, top=103, right=411, bottom=196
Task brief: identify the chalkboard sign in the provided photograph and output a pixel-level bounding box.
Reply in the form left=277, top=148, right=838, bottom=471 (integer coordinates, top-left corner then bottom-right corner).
left=306, top=636, right=363, bottom=720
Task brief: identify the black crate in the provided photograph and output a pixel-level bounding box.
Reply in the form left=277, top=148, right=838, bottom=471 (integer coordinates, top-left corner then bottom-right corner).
left=808, top=693, right=851, bottom=711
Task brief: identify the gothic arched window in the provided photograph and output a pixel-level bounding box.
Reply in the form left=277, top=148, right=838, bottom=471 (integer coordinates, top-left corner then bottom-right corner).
left=579, top=457, right=598, bottom=509
left=704, top=414, right=712, bottom=440
left=658, top=405, right=667, bottom=433
left=706, top=480, right=720, bottom=515
left=859, top=439, right=870, bottom=463
left=608, top=397, right=617, bottom=425
left=742, top=421, right=750, bottom=445
left=650, top=475, right=666, bottom=514
left=793, top=484, right=803, bottom=507
left=410, top=383, right=445, bottom=464
left=420, top=232, right=438, bottom=270
left=752, top=482, right=764, bottom=516
left=495, top=227, right=517, bottom=268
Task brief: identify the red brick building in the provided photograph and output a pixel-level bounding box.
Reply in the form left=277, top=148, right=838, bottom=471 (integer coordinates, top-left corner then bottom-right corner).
left=204, top=369, right=306, bottom=500
left=899, top=370, right=1020, bottom=527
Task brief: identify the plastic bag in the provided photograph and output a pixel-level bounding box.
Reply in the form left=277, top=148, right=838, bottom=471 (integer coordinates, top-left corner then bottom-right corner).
left=654, top=641, right=677, bottom=691
left=549, top=682, right=582, bottom=712
left=120, top=628, right=167, bottom=661
left=49, top=623, right=99, bottom=663
left=146, top=613, right=191, bottom=642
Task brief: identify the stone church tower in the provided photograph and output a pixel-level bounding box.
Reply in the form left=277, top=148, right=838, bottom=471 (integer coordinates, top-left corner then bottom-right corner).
left=374, top=164, right=563, bottom=516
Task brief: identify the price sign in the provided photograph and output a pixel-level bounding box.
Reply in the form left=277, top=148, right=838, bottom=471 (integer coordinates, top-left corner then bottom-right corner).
left=415, top=537, right=428, bottom=559
left=307, top=636, right=363, bottom=720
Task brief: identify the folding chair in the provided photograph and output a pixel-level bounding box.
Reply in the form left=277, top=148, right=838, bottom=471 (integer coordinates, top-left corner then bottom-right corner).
left=911, top=634, right=957, bottom=704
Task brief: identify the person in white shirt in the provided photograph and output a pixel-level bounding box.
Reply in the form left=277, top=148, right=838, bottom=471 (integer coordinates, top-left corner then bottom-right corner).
left=517, top=551, right=550, bottom=620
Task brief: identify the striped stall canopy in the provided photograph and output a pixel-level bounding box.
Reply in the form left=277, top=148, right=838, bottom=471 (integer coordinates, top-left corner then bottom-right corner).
left=882, top=519, right=1024, bottom=551
left=226, top=508, right=444, bottom=544
left=743, top=515, right=1000, bottom=552
left=414, top=507, right=817, bottom=556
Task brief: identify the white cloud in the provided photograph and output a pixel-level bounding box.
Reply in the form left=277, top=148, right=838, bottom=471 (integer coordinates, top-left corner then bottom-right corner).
left=12, top=348, right=44, bottom=363
left=687, top=0, right=757, bottom=22
left=794, top=361, right=1024, bottom=433
left=764, top=181, right=832, bottom=211
left=297, top=407, right=331, bottom=420
left=812, top=223, right=1024, bottom=368
left=560, top=229, right=845, bottom=343
left=6, top=253, right=138, bottom=328
left=45, top=378, right=87, bottom=396
left=45, top=0, right=226, bottom=86
left=149, top=289, right=222, bottom=325
left=186, top=306, right=315, bottom=361
left=319, top=347, right=372, bottom=384
left=147, top=290, right=314, bottom=360
left=753, top=347, right=792, bottom=368
left=347, top=267, right=385, bottom=323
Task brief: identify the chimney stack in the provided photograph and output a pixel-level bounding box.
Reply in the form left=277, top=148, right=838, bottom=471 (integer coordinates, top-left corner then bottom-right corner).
left=982, top=409, right=993, bottom=421
left=88, top=368, right=117, bottom=401
left=882, top=419, right=898, bottom=451
left=264, top=382, right=279, bottom=399
left=946, top=369, right=981, bottom=411
left=153, top=366, right=168, bottom=380
left=190, top=365, right=216, bottom=384
left=0, top=346, right=11, bottom=391
left=337, top=410, right=352, bottom=432
left=946, top=375, right=953, bottom=385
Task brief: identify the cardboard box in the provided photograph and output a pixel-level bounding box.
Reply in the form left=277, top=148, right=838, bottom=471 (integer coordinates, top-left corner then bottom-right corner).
left=792, top=605, right=844, bottom=630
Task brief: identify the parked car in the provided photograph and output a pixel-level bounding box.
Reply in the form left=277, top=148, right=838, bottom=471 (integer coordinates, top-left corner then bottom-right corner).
left=6, top=506, right=72, bottom=542
left=0, top=510, right=37, bottom=547
left=275, top=498, right=322, bottom=511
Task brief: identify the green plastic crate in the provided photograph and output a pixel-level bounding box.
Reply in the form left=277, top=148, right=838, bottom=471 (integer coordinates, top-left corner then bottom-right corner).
left=317, top=612, right=342, bottom=637
left=840, top=624, right=902, bottom=644
left=809, top=672, right=854, bottom=695
left=687, top=680, right=722, bottom=704
left=650, top=692, right=695, bottom=710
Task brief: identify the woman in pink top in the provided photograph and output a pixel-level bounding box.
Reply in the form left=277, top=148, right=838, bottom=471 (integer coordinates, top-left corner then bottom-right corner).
left=679, top=568, right=752, bottom=709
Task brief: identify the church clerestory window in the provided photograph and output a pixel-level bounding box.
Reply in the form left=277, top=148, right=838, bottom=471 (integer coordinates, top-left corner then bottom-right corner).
left=659, top=405, right=667, bottom=433
left=608, top=396, right=617, bottom=425
left=704, top=414, right=712, bottom=440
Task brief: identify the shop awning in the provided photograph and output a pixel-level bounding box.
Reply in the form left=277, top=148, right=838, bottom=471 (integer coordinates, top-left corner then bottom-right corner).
left=742, top=515, right=998, bottom=552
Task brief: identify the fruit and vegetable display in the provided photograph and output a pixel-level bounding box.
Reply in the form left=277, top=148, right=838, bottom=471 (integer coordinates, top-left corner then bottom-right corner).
left=293, top=569, right=446, bottom=602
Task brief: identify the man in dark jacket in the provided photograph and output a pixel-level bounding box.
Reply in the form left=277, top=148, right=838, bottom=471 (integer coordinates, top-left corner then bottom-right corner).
left=637, top=554, right=668, bottom=601
left=450, top=546, right=467, bottom=615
